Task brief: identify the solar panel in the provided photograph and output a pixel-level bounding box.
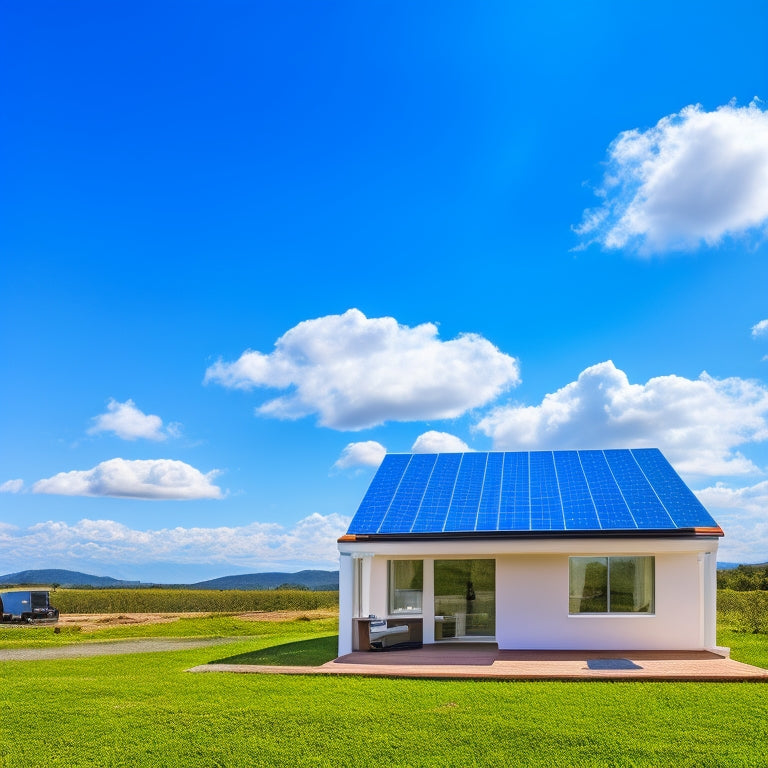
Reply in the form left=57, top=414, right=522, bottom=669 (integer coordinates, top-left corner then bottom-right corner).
left=377, top=453, right=436, bottom=533
left=476, top=452, right=504, bottom=531
left=345, top=449, right=720, bottom=536
left=529, top=451, right=562, bottom=531
left=410, top=453, right=462, bottom=533
left=498, top=451, right=529, bottom=531
left=444, top=453, right=488, bottom=532
left=630, top=448, right=719, bottom=528
left=554, top=451, right=601, bottom=530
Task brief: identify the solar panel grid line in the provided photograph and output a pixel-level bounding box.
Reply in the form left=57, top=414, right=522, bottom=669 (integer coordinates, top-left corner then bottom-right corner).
left=628, top=449, right=678, bottom=529
left=497, top=451, right=528, bottom=530
left=359, top=453, right=411, bottom=535
left=554, top=451, right=599, bottom=530
left=476, top=452, right=502, bottom=531
left=495, top=451, right=505, bottom=531
left=373, top=455, right=398, bottom=534
left=410, top=453, right=461, bottom=533
left=550, top=450, right=568, bottom=530
left=407, top=452, right=441, bottom=533
left=527, top=451, right=532, bottom=531
left=472, top=451, right=491, bottom=531
left=347, top=452, right=396, bottom=533
left=441, top=452, right=465, bottom=533
left=600, top=449, right=639, bottom=529
left=529, top=451, right=559, bottom=531
left=376, top=453, right=428, bottom=534
left=444, top=452, right=488, bottom=532
left=631, top=448, right=717, bottom=528
left=387, top=452, right=438, bottom=533
left=604, top=449, right=676, bottom=529
left=576, top=450, right=603, bottom=530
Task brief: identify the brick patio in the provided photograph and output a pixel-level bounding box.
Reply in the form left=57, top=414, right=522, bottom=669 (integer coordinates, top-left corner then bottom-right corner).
left=190, top=643, right=768, bottom=681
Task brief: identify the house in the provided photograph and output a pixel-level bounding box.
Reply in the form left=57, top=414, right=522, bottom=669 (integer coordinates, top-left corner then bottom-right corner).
left=337, top=449, right=723, bottom=656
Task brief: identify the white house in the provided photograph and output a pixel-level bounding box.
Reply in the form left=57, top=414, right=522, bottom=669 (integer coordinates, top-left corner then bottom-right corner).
left=337, top=449, right=723, bottom=656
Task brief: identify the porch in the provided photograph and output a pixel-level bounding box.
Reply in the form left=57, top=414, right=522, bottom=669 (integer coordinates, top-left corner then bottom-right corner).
left=193, top=643, right=768, bottom=681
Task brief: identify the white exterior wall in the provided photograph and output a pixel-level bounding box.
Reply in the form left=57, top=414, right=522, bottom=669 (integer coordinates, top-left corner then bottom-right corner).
left=338, top=536, right=719, bottom=654
left=337, top=553, right=355, bottom=656
left=495, top=552, right=701, bottom=650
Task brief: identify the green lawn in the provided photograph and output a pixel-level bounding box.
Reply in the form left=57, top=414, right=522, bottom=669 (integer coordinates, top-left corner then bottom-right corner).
left=0, top=615, right=766, bottom=767
left=719, top=628, right=768, bottom=669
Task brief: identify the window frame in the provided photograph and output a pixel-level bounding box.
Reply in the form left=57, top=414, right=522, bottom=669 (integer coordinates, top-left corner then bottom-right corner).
left=387, top=559, right=424, bottom=616
left=568, top=555, right=655, bottom=615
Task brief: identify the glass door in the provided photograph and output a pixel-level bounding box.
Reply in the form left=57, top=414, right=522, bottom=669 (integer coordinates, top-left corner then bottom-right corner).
left=434, top=559, right=495, bottom=640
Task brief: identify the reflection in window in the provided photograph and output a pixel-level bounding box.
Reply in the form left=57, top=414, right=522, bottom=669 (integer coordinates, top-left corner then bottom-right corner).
left=569, top=556, right=654, bottom=614
left=388, top=560, right=423, bottom=614
left=434, top=559, right=495, bottom=638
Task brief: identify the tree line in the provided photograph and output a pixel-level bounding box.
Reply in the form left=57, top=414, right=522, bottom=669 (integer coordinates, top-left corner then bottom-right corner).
left=717, top=564, right=768, bottom=591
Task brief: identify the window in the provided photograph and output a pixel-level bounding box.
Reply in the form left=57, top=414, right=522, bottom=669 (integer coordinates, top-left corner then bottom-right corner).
left=388, top=560, right=423, bottom=614
left=569, top=556, right=654, bottom=614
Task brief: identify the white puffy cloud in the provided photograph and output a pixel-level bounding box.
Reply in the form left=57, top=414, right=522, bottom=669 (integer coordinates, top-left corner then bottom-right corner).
left=31, top=459, right=223, bottom=500
left=576, top=100, right=768, bottom=254
left=0, top=479, right=24, bottom=493
left=0, top=513, right=349, bottom=572
left=695, top=482, right=768, bottom=563
left=475, top=361, right=768, bottom=477
left=333, top=441, right=387, bottom=470
left=752, top=319, right=768, bottom=338
left=411, top=431, right=471, bottom=453
left=88, top=399, right=179, bottom=441
left=205, top=309, right=520, bottom=430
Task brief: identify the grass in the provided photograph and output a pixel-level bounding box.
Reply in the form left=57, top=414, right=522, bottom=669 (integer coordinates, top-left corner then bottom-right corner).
left=0, top=612, right=337, bottom=650
left=210, top=634, right=339, bottom=666
left=718, top=628, right=768, bottom=669
left=0, top=612, right=766, bottom=767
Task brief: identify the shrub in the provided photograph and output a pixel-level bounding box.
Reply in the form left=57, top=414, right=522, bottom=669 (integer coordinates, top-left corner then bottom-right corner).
left=718, top=589, right=768, bottom=634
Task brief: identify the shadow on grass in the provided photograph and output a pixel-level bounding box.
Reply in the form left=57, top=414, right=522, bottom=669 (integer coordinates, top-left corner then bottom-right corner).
left=210, top=635, right=339, bottom=667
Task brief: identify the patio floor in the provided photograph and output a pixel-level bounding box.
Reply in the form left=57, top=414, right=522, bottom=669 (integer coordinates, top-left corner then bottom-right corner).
left=190, top=643, right=768, bottom=681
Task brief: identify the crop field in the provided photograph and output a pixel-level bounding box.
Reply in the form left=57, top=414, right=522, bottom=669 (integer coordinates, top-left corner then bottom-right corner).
left=50, top=588, right=339, bottom=614
left=0, top=594, right=766, bottom=767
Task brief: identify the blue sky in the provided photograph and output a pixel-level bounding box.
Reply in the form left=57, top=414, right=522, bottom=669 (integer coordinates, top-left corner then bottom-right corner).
left=2, top=1, right=767, bottom=581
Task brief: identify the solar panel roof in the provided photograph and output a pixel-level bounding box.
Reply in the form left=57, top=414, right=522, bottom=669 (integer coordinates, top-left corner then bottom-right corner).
left=345, top=449, right=722, bottom=537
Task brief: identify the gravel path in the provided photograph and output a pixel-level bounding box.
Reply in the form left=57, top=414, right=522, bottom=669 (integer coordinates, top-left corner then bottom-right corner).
left=0, top=637, right=237, bottom=661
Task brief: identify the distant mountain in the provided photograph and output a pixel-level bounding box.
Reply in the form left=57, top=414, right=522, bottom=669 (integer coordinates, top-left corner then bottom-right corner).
left=0, top=569, right=139, bottom=588
left=189, top=570, right=339, bottom=591
left=0, top=568, right=339, bottom=591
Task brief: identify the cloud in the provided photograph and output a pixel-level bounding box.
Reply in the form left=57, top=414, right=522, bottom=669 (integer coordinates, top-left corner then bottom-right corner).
left=695, top=482, right=768, bottom=563
left=752, top=319, right=768, bottom=338
left=575, top=100, right=768, bottom=254
left=0, top=513, right=349, bottom=572
left=31, top=459, right=223, bottom=500
left=88, top=399, right=179, bottom=441
left=0, top=479, right=24, bottom=493
left=475, top=361, right=768, bottom=477
left=205, top=309, right=520, bottom=430
left=333, top=441, right=387, bottom=470
left=411, top=431, right=471, bottom=453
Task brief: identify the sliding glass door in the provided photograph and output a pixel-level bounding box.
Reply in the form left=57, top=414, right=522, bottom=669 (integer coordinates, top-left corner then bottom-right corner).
left=434, top=559, right=495, bottom=640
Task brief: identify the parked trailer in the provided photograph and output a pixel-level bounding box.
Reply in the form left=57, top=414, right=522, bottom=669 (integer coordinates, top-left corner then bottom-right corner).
left=0, top=590, right=59, bottom=624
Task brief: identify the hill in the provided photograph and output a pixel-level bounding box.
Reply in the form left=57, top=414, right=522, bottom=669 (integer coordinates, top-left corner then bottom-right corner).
left=0, top=568, right=339, bottom=591
left=0, top=569, right=139, bottom=588
left=189, top=570, right=338, bottom=591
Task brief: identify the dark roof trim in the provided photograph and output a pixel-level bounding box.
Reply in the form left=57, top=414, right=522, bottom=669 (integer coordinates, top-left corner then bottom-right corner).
left=339, top=525, right=724, bottom=544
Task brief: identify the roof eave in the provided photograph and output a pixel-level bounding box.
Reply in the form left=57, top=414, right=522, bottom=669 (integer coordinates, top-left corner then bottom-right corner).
left=339, top=526, right=724, bottom=544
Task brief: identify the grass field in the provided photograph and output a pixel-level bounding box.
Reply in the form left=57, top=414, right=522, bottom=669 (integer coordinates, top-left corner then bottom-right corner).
left=0, top=604, right=766, bottom=767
